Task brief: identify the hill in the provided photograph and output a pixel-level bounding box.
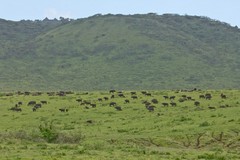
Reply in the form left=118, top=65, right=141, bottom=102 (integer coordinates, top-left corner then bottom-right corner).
left=0, top=14, right=240, bottom=91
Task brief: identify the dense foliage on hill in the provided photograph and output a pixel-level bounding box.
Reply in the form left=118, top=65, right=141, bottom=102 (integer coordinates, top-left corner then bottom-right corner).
left=0, top=14, right=239, bottom=91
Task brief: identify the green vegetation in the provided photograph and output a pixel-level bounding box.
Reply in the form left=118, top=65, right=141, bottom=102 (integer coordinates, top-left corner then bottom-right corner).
left=0, top=89, right=239, bottom=159
left=0, top=14, right=240, bottom=91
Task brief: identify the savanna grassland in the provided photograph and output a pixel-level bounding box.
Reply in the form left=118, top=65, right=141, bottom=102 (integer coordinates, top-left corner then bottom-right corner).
left=0, top=89, right=239, bottom=160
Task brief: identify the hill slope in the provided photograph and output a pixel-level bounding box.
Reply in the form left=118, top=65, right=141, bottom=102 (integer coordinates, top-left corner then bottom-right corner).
left=0, top=14, right=240, bottom=91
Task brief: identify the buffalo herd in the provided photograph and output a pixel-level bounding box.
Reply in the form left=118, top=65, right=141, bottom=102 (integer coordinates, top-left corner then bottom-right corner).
left=5, top=89, right=231, bottom=113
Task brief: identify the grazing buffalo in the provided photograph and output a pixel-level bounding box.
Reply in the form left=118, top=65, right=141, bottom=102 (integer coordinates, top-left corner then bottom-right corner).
left=125, top=99, right=130, bottom=103
left=170, top=102, right=177, bottom=106
left=178, top=98, right=185, bottom=102
left=130, top=92, right=136, bottom=95
left=208, top=106, right=216, bottom=110
left=98, top=98, right=103, bottom=101
left=115, top=106, right=122, bottom=111
left=131, top=95, right=138, bottom=99
left=104, top=97, right=109, bottom=100
left=187, top=96, right=192, bottom=100
left=76, top=98, right=83, bottom=102
left=199, top=95, right=205, bottom=99
left=141, top=91, right=147, bottom=95
left=220, top=93, right=227, bottom=99
left=9, top=107, right=22, bottom=112
left=205, top=94, right=212, bottom=100
left=145, top=93, right=152, bottom=96
left=90, top=104, right=96, bottom=108
left=86, top=120, right=93, bottom=123
left=109, top=102, right=116, bottom=107
left=118, top=93, right=125, bottom=98
left=170, top=96, right=175, bottom=100
left=18, top=102, right=23, bottom=105
left=40, top=101, right=47, bottom=104
left=28, top=101, right=36, bottom=106
left=146, top=105, right=155, bottom=112
left=111, top=95, right=115, bottom=99
left=34, top=104, right=42, bottom=109
left=32, top=107, right=37, bottom=112
left=162, top=103, right=169, bottom=107
left=194, top=101, right=200, bottom=106
left=163, top=96, right=169, bottom=100
left=59, top=108, right=68, bottom=112
left=109, top=90, right=116, bottom=94
left=151, top=99, right=158, bottom=104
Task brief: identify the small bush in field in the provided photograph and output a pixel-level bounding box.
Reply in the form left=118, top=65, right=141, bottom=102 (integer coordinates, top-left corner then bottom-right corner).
left=39, top=121, right=58, bottom=143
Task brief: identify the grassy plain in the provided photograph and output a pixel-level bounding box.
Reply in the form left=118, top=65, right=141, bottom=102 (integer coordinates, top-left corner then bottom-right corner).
left=0, top=90, right=239, bottom=159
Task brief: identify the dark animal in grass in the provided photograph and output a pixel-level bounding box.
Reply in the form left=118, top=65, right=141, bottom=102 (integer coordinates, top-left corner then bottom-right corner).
left=109, top=89, right=116, bottom=94
left=83, top=100, right=91, bottom=105
left=170, top=102, right=177, bottom=107
left=40, top=101, right=47, bottom=104
left=141, top=91, right=147, bottom=95
left=59, top=108, right=68, bottom=112
left=98, top=98, right=103, bottom=101
left=178, top=98, right=185, bottom=102
left=109, top=102, right=116, bottom=107
left=194, top=101, right=200, bottom=106
left=142, top=101, right=151, bottom=106
left=32, top=107, right=37, bottom=112
left=115, top=106, right=122, bottom=111
left=199, top=95, right=205, bottom=99
left=28, top=101, right=36, bottom=106
left=104, top=97, right=109, bottom=100
left=130, top=91, right=136, bottom=95
left=163, top=96, right=169, bottom=100
left=146, top=105, right=155, bottom=112
left=182, top=95, right=187, bottom=98
left=111, top=95, right=115, bottom=99
left=86, top=120, right=93, bottom=123
left=170, top=96, right=175, bottom=100
left=162, top=103, right=169, bottom=107
left=118, top=93, right=125, bottom=98
left=18, top=102, right=23, bottom=105
left=125, top=99, right=130, bottom=103
left=208, top=106, right=216, bottom=110
left=220, top=93, right=227, bottom=99
left=151, top=99, right=158, bottom=104
left=205, top=93, right=212, bottom=100
left=131, top=95, right=138, bottom=99
left=145, top=93, right=152, bottom=96
left=76, top=98, right=82, bottom=102
left=187, top=96, right=192, bottom=100
left=90, top=104, right=96, bottom=108
left=9, top=107, right=22, bottom=112
left=34, top=104, right=42, bottom=109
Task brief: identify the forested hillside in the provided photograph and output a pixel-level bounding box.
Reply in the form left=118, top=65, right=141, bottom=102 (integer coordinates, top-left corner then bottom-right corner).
left=0, top=14, right=239, bottom=91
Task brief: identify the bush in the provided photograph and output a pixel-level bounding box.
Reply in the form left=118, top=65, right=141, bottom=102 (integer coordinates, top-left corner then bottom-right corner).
left=39, top=121, right=58, bottom=143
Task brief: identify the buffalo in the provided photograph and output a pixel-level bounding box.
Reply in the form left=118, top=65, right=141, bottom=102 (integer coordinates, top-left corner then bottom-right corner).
left=109, top=102, right=116, bottom=107
left=28, top=101, right=36, bottom=106
left=162, top=103, right=169, bottom=107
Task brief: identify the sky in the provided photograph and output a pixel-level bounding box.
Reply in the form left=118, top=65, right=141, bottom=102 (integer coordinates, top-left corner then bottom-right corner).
left=0, top=0, right=239, bottom=27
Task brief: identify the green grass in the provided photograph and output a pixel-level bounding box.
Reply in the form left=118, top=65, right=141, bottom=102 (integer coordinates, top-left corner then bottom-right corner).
left=0, top=89, right=239, bottom=159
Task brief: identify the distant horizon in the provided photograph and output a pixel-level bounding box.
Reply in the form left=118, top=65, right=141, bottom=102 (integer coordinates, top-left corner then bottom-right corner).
left=0, top=13, right=237, bottom=28
left=0, top=0, right=239, bottom=27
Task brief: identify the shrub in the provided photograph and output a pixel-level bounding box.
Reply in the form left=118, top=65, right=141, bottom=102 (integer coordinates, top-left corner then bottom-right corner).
left=39, top=121, right=58, bottom=143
